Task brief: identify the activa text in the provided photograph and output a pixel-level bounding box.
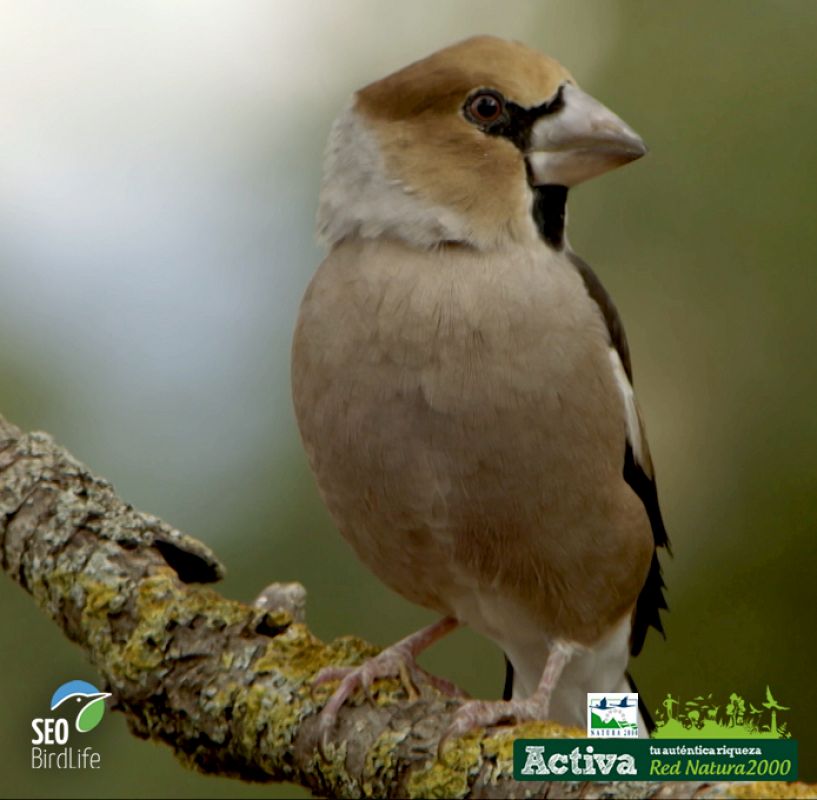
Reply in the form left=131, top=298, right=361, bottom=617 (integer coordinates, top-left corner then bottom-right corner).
left=520, top=745, right=637, bottom=777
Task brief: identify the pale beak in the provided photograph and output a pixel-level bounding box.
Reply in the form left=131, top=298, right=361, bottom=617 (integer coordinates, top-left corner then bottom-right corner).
left=527, top=83, right=647, bottom=187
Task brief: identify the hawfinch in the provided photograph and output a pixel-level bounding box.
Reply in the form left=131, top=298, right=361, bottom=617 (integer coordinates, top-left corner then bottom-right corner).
left=292, top=35, right=669, bottom=740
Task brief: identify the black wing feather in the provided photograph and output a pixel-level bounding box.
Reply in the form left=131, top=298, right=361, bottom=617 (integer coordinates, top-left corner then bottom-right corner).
left=503, top=655, right=515, bottom=701
left=566, top=250, right=670, bottom=657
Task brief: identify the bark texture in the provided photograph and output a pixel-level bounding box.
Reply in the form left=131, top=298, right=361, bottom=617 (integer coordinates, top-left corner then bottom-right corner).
left=0, top=413, right=812, bottom=799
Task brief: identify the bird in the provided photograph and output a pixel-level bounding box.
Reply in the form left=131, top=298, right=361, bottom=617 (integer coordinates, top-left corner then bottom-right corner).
left=50, top=680, right=111, bottom=733
left=291, top=34, right=669, bottom=742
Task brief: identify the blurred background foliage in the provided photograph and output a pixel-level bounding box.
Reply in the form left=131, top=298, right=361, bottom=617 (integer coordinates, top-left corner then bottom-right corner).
left=1, top=1, right=815, bottom=796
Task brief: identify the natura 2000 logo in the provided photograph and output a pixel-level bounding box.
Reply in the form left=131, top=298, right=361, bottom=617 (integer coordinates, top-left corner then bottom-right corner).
left=587, top=693, right=640, bottom=738
left=31, top=680, right=111, bottom=770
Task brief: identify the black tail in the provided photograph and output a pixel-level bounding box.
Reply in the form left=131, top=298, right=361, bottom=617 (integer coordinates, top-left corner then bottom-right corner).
left=626, top=671, right=655, bottom=733
left=502, top=655, right=514, bottom=701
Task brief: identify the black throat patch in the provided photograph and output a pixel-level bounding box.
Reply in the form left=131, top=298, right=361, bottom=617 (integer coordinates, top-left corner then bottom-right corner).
left=466, top=88, right=569, bottom=250
left=529, top=183, right=567, bottom=250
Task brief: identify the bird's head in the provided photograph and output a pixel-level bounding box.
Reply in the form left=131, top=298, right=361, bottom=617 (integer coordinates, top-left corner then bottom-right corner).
left=318, top=36, right=646, bottom=252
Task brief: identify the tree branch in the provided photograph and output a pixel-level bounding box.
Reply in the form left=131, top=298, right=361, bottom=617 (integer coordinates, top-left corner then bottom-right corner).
left=0, top=413, right=812, bottom=799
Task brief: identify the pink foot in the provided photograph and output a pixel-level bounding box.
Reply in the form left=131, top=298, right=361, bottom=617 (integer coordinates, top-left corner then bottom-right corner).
left=440, top=641, right=574, bottom=752
left=442, top=693, right=552, bottom=746
left=313, top=617, right=464, bottom=748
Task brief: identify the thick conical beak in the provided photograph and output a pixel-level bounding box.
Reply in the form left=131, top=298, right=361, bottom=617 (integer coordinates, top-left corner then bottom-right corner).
left=527, top=83, right=646, bottom=187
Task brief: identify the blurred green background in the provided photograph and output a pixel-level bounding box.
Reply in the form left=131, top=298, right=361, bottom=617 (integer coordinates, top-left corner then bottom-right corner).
left=1, top=1, right=815, bottom=796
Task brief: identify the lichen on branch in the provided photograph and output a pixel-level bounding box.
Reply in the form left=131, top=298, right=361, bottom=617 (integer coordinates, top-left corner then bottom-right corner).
left=0, top=414, right=812, bottom=799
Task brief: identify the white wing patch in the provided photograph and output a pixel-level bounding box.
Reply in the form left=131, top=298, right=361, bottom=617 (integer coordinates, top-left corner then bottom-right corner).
left=608, top=348, right=645, bottom=468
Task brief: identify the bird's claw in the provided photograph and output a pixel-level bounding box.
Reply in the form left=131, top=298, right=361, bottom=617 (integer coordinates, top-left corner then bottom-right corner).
left=313, top=643, right=466, bottom=754
left=438, top=696, right=551, bottom=757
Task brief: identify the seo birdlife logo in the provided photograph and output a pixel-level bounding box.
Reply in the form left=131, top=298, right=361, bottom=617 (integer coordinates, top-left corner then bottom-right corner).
left=31, top=680, right=111, bottom=770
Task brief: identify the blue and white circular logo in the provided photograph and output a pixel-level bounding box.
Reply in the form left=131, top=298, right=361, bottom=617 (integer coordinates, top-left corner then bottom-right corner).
left=50, top=680, right=111, bottom=733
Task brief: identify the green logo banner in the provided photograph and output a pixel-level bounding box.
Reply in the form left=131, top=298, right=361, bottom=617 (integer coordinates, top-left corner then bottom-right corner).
left=513, top=739, right=798, bottom=781
left=652, top=686, right=792, bottom=739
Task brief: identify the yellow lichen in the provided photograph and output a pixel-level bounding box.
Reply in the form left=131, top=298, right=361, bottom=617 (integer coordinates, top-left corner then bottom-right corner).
left=728, top=784, right=817, bottom=799
left=80, top=580, right=120, bottom=615
left=407, top=756, right=471, bottom=799
left=362, top=730, right=404, bottom=796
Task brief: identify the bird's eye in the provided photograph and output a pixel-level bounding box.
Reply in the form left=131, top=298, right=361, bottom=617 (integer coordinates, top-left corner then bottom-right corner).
left=467, top=91, right=504, bottom=124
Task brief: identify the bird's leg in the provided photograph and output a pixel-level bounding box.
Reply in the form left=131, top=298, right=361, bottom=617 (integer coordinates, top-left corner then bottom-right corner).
left=441, top=640, right=575, bottom=747
left=314, top=616, right=465, bottom=745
